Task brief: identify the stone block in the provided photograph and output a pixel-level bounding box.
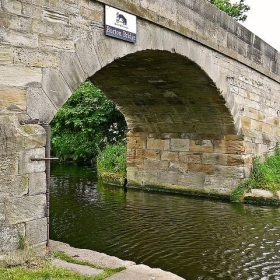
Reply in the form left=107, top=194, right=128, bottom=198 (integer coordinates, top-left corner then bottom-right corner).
left=29, top=172, right=46, bottom=195
left=0, top=29, right=38, bottom=48
left=18, top=147, right=45, bottom=175
left=39, top=36, right=75, bottom=51
left=0, top=175, right=28, bottom=197
left=20, top=124, right=46, bottom=149
left=262, top=123, right=273, bottom=135
left=42, top=68, right=72, bottom=110
left=240, top=116, right=251, bottom=130
left=215, top=140, right=245, bottom=154
left=0, top=223, right=23, bottom=252
left=0, top=203, right=5, bottom=221
left=227, top=154, right=252, bottom=166
left=202, top=153, right=226, bottom=165
left=223, top=134, right=243, bottom=141
left=0, top=47, right=13, bottom=64
left=26, top=218, right=47, bottom=245
left=170, top=138, right=190, bottom=151
left=156, top=170, right=179, bottom=185
left=2, top=0, right=22, bottom=15
left=0, top=154, right=18, bottom=176
left=178, top=172, right=205, bottom=190
left=27, top=87, right=57, bottom=122
left=0, top=87, right=26, bottom=112
left=245, top=189, right=274, bottom=199
left=136, top=149, right=160, bottom=161
left=14, top=48, right=59, bottom=68
left=216, top=166, right=245, bottom=179
left=59, top=52, right=87, bottom=92
left=161, top=151, right=178, bottom=162
left=143, top=159, right=169, bottom=173
left=6, top=194, right=46, bottom=224
left=147, top=138, right=169, bottom=150
left=75, top=36, right=101, bottom=77
left=0, top=65, right=42, bottom=87
left=188, top=163, right=215, bottom=175
left=127, top=136, right=146, bottom=149
left=189, top=140, right=213, bottom=153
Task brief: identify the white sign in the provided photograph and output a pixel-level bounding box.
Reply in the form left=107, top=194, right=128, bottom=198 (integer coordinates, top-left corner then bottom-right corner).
left=105, top=5, right=137, bottom=43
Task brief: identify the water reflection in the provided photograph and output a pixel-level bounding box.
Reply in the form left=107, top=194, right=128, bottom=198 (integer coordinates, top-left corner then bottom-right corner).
left=50, top=164, right=280, bottom=279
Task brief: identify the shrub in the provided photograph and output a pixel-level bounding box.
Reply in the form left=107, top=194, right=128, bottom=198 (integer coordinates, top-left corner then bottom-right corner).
left=97, top=143, right=127, bottom=183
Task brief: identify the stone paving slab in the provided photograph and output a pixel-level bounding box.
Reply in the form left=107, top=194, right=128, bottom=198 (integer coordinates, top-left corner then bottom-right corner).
left=49, top=240, right=184, bottom=279
left=49, top=240, right=135, bottom=268
left=106, top=264, right=184, bottom=280
left=52, top=258, right=103, bottom=276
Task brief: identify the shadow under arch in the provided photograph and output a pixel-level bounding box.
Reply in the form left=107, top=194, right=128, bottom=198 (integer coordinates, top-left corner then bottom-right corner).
left=90, top=50, right=236, bottom=137
left=89, top=50, right=248, bottom=195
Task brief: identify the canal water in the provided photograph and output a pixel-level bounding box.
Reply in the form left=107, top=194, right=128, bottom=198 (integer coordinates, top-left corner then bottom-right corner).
left=50, top=163, right=280, bottom=280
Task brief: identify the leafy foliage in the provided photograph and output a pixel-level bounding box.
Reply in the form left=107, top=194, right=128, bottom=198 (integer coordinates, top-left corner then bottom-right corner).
left=231, top=146, right=280, bottom=201
left=97, top=143, right=127, bottom=179
left=51, top=81, right=127, bottom=164
left=208, top=0, right=250, bottom=22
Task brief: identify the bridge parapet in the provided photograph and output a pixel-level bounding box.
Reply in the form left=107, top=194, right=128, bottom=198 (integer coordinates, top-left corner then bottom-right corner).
left=98, top=0, right=280, bottom=82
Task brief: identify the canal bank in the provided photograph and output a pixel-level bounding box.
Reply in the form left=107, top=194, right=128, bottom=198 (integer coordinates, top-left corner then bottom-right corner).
left=49, top=240, right=184, bottom=280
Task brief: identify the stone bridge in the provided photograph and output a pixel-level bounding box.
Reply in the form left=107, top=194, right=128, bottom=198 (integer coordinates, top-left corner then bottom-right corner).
left=0, top=0, right=280, bottom=255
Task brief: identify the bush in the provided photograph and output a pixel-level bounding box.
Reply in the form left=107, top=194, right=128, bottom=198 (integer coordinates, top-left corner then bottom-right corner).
left=51, top=81, right=127, bottom=164
left=97, top=143, right=127, bottom=183
left=231, top=146, right=280, bottom=201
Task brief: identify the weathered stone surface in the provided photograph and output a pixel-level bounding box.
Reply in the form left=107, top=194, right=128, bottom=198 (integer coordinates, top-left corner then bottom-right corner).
left=0, top=65, right=42, bottom=87
left=19, top=124, right=46, bottom=149
left=0, top=222, right=25, bottom=253
left=245, top=189, right=274, bottom=199
left=29, top=172, right=46, bottom=196
left=0, top=154, right=18, bottom=176
left=0, top=175, right=28, bottom=197
left=170, top=138, right=190, bottom=151
left=5, top=195, right=46, bottom=224
left=161, top=151, right=179, bottom=162
left=0, top=87, right=26, bottom=112
left=41, top=68, right=72, bottom=110
left=0, top=203, right=5, bottom=221
left=190, top=140, right=214, bottom=153
left=53, top=258, right=104, bottom=276
left=27, top=87, right=57, bottom=122
left=59, top=52, right=87, bottom=92
left=0, top=47, right=13, bottom=64
left=18, top=147, right=45, bottom=175
left=14, top=48, right=59, bottom=68
left=26, top=218, right=47, bottom=245
left=147, top=138, right=169, bottom=150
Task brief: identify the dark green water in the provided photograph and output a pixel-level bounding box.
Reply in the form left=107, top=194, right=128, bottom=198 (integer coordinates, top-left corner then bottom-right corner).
left=50, top=164, right=280, bottom=280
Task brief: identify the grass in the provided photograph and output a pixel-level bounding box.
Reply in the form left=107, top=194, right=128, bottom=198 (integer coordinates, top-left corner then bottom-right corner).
left=97, top=143, right=127, bottom=184
left=0, top=262, right=94, bottom=280
left=231, top=147, right=280, bottom=202
left=0, top=251, right=125, bottom=280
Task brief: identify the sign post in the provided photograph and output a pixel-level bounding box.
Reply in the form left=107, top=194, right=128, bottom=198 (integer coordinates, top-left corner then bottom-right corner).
left=105, top=5, right=137, bottom=43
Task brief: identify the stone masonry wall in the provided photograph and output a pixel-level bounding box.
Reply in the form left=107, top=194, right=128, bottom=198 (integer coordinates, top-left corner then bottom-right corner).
left=127, top=132, right=253, bottom=195
left=0, top=115, right=46, bottom=257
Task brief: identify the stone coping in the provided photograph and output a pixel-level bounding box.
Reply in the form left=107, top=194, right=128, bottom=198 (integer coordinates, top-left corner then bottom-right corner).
left=49, top=240, right=184, bottom=280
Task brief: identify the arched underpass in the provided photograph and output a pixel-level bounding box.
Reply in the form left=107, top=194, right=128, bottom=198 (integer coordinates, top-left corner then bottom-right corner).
left=91, top=50, right=247, bottom=194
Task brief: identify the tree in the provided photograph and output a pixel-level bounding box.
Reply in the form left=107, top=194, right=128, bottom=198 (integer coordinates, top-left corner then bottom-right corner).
left=51, top=81, right=127, bottom=164
left=208, top=0, right=250, bottom=22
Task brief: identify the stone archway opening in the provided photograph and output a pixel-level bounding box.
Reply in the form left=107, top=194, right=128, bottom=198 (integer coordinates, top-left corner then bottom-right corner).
left=89, top=50, right=248, bottom=195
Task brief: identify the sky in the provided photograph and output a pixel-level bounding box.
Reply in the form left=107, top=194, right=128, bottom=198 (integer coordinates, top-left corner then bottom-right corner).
left=240, top=0, right=280, bottom=51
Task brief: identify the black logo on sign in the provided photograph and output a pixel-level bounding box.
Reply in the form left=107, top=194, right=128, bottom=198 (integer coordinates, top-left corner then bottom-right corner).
left=116, top=12, right=127, bottom=26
